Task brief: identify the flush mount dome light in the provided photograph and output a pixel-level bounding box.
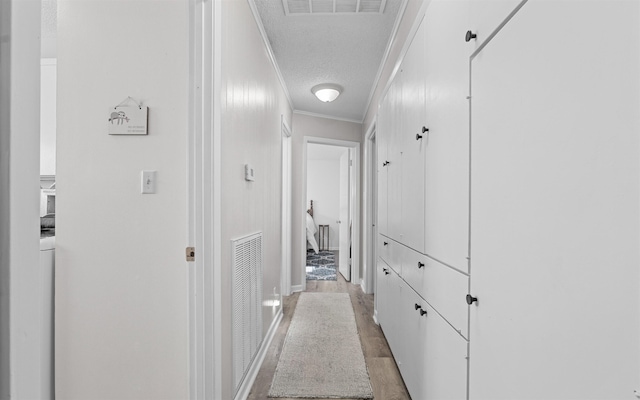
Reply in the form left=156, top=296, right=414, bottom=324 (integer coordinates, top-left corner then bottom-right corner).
left=311, top=84, right=342, bottom=103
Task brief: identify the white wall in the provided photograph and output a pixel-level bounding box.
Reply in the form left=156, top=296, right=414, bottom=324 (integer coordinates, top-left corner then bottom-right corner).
left=219, top=0, right=293, bottom=398
left=0, top=1, right=42, bottom=398
left=307, top=153, right=343, bottom=250
left=40, top=58, right=56, bottom=176
left=55, top=1, right=189, bottom=398
left=291, top=113, right=361, bottom=287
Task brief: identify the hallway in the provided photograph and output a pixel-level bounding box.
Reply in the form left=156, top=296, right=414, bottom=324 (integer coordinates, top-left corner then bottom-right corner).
left=248, top=274, right=410, bottom=400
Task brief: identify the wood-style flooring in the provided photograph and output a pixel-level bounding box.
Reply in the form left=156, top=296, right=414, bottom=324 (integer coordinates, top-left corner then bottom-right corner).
left=247, top=273, right=411, bottom=400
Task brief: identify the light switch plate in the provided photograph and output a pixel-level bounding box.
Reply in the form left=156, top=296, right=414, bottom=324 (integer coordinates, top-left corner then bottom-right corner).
left=141, top=170, right=157, bottom=194
left=245, top=164, right=255, bottom=181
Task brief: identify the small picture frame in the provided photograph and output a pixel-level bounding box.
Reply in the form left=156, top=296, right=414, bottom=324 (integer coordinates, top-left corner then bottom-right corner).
left=108, top=105, right=148, bottom=135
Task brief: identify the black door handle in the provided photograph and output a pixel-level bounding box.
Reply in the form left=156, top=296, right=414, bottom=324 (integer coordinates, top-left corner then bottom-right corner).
left=416, top=126, right=428, bottom=140
left=465, top=30, right=477, bottom=42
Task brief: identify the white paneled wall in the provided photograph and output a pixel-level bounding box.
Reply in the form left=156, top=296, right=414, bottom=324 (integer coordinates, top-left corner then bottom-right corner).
left=374, top=0, right=640, bottom=398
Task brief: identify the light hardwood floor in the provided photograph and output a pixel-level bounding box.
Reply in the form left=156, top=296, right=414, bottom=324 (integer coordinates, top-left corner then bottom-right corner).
left=247, top=273, right=411, bottom=400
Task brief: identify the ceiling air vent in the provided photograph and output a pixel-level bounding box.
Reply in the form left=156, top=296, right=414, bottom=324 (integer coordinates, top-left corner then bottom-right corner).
left=283, top=0, right=386, bottom=15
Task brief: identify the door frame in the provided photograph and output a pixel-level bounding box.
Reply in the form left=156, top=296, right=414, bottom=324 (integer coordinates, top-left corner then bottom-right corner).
left=0, top=1, right=43, bottom=397
left=362, top=119, right=377, bottom=294
left=188, top=0, right=222, bottom=398
left=301, top=136, right=361, bottom=291
left=281, top=116, right=292, bottom=296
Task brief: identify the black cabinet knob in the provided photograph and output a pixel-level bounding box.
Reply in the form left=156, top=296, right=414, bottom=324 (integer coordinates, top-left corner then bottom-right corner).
left=465, top=30, right=477, bottom=42
left=383, top=241, right=388, bottom=246
left=418, top=262, right=425, bottom=269
left=414, top=303, right=422, bottom=310
left=419, top=309, right=427, bottom=316
left=416, top=126, right=428, bottom=140
left=466, top=294, right=478, bottom=305
left=383, top=268, right=390, bottom=275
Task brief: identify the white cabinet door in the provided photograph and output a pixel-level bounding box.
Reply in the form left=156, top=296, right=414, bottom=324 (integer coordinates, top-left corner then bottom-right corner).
left=376, top=258, right=403, bottom=361
left=422, top=0, right=471, bottom=272
left=375, top=259, right=390, bottom=329
left=399, top=17, right=427, bottom=253
left=386, top=80, right=403, bottom=243
left=377, top=93, right=390, bottom=236
left=422, top=301, right=468, bottom=400
left=399, top=282, right=468, bottom=400
left=397, top=280, right=427, bottom=400
left=470, top=1, right=640, bottom=398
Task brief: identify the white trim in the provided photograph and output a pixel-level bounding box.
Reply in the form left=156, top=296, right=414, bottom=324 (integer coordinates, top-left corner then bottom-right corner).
left=291, top=284, right=304, bottom=293
left=188, top=0, right=222, bottom=398
left=233, top=309, right=283, bottom=400
left=302, top=137, right=361, bottom=288
left=246, top=0, right=294, bottom=109
left=361, top=0, right=408, bottom=119
left=362, top=119, right=377, bottom=294
left=281, top=116, right=292, bottom=296
left=293, top=109, right=363, bottom=125
left=1, top=1, right=42, bottom=397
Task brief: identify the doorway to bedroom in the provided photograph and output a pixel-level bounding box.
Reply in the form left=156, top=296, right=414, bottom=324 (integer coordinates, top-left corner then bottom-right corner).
left=302, top=137, right=360, bottom=287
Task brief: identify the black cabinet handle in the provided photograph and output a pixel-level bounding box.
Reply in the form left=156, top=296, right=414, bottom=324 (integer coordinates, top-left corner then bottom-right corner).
left=418, top=262, right=425, bottom=269
left=465, top=30, right=477, bottom=42
left=416, top=126, right=428, bottom=140
left=419, top=309, right=427, bottom=316
left=383, top=268, right=390, bottom=275
left=466, top=294, right=478, bottom=305
left=383, top=241, right=388, bottom=246
left=382, top=161, right=390, bottom=167
left=414, top=303, right=422, bottom=310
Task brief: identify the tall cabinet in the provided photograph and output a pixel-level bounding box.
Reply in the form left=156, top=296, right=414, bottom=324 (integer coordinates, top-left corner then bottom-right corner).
left=375, top=1, right=640, bottom=399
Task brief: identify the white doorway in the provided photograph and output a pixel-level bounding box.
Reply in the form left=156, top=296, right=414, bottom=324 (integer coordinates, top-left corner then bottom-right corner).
left=362, top=122, right=377, bottom=294
left=302, top=137, right=360, bottom=289
left=338, top=149, right=351, bottom=281
left=281, top=117, right=292, bottom=295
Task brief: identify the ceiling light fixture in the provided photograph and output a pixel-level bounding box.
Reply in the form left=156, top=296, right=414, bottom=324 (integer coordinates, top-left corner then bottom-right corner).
left=312, top=84, right=342, bottom=103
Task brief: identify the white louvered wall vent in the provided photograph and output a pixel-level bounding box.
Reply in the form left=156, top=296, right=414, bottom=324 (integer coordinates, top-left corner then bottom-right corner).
left=232, top=232, right=264, bottom=395
left=283, top=0, right=386, bottom=15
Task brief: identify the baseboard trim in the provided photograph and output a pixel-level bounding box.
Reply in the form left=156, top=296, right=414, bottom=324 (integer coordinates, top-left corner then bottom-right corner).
left=234, top=307, right=284, bottom=400
left=359, top=278, right=366, bottom=293
left=291, top=284, right=303, bottom=293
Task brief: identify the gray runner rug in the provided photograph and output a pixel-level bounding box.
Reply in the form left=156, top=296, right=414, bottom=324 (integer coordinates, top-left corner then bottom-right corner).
left=268, top=292, right=374, bottom=399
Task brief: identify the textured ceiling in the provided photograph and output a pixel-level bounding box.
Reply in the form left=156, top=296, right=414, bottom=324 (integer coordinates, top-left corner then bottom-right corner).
left=253, top=0, right=403, bottom=122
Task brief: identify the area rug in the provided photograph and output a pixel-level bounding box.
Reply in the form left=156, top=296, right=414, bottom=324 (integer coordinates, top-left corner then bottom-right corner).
left=268, top=292, right=373, bottom=399
left=306, top=250, right=337, bottom=281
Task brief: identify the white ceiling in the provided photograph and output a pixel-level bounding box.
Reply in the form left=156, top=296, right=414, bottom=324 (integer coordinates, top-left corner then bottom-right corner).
left=252, top=0, right=404, bottom=122
left=42, top=0, right=404, bottom=123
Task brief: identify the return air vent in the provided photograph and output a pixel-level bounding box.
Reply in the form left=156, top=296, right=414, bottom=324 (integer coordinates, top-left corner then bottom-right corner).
left=232, top=232, right=263, bottom=395
left=283, top=0, right=386, bottom=15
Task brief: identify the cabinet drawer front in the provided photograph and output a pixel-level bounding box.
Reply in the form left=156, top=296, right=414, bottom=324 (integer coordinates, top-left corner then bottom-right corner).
left=402, top=246, right=468, bottom=337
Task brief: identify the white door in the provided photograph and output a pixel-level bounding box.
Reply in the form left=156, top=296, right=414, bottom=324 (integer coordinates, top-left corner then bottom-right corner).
left=469, top=1, right=639, bottom=398
left=338, top=150, right=350, bottom=281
